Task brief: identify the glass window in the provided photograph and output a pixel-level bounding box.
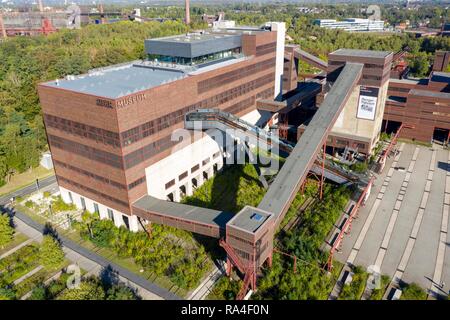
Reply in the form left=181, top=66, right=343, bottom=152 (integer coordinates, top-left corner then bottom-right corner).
left=80, top=197, right=86, bottom=210
left=107, top=208, right=114, bottom=222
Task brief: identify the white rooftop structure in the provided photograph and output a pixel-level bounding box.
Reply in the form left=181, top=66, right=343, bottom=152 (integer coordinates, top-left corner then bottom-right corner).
left=314, top=18, right=384, bottom=32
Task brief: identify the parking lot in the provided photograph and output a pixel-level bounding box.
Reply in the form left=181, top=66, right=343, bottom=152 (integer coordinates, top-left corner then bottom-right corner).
left=336, top=142, right=450, bottom=298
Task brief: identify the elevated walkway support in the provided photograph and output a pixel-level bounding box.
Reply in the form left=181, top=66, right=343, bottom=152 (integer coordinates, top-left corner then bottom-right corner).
left=257, top=63, right=364, bottom=225
left=185, top=108, right=295, bottom=153
left=293, top=47, right=328, bottom=71
left=133, top=196, right=234, bottom=238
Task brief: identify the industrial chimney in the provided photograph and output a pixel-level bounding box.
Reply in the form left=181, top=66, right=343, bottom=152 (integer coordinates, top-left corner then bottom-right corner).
left=185, top=0, right=190, bottom=25
left=38, top=0, right=44, bottom=13
left=0, top=13, right=6, bottom=39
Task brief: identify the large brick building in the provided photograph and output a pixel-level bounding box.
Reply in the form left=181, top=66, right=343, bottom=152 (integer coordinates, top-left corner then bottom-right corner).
left=384, top=70, right=450, bottom=143
left=38, top=22, right=286, bottom=231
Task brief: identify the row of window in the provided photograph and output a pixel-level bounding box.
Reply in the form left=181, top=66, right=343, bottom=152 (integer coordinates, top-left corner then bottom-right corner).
left=49, top=83, right=272, bottom=174
left=128, top=176, right=147, bottom=190
left=48, top=135, right=123, bottom=169
left=164, top=153, right=221, bottom=190
left=197, top=58, right=275, bottom=94
left=59, top=175, right=129, bottom=209
left=53, top=159, right=126, bottom=190
left=124, top=134, right=178, bottom=169
left=120, top=73, right=273, bottom=148
left=44, top=114, right=121, bottom=148
left=255, top=42, right=277, bottom=57
left=68, top=192, right=130, bottom=229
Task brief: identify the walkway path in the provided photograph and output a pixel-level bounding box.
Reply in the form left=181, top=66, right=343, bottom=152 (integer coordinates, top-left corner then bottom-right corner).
left=0, top=175, right=56, bottom=205
left=188, top=261, right=225, bottom=300
left=0, top=238, right=33, bottom=260
left=335, top=143, right=450, bottom=299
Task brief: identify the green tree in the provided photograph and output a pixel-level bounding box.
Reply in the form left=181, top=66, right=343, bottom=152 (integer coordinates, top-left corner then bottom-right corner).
left=0, top=214, right=14, bottom=248
left=0, top=287, right=16, bottom=300
left=29, top=284, right=48, bottom=300
left=57, top=279, right=105, bottom=300
left=408, top=52, right=430, bottom=77
left=106, top=284, right=138, bottom=300
left=39, top=235, right=65, bottom=270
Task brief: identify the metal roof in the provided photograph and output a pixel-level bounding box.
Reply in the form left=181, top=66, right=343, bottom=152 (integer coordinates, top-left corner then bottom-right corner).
left=409, top=89, right=450, bottom=99
left=430, top=71, right=450, bottom=83
left=43, top=63, right=187, bottom=99
left=227, top=206, right=273, bottom=233
left=331, top=48, right=391, bottom=59
left=145, top=32, right=242, bottom=58
left=257, top=63, right=364, bottom=220
left=133, top=195, right=234, bottom=229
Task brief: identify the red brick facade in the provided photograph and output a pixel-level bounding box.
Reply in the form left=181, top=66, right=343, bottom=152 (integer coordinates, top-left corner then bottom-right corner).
left=38, top=31, right=278, bottom=216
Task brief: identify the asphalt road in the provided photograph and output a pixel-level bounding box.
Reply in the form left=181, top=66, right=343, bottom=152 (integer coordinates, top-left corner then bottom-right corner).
left=0, top=175, right=57, bottom=205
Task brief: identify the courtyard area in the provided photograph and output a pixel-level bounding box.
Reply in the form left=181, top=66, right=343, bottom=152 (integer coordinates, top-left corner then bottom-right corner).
left=337, top=142, right=450, bottom=299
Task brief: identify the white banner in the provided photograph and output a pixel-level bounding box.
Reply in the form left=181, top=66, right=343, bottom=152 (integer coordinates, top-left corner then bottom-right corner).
left=357, top=86, right=379, bottom=120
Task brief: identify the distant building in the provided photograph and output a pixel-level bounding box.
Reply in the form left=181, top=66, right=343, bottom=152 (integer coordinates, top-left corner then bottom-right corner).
left=313, top=18, right=384, bottom=32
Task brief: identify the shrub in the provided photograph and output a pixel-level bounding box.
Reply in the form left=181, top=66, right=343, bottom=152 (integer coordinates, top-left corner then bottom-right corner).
left=350, top=161, right=368, bottom=173
left=401, top=283, right=427, bottom=300
left=24, top=200, right=34, bottom=208
left=339, top=266, right=368, bottom=300
left=0, top=214, right=14, bottom=248
left=43, top=191, right=51, bottom=198
left=39, top=235, right=65, bottom=270
left=57, top=278, right=105, bottom=300
left=0, top=287, right=16, bottom=300
left=51, top=196, right=76, bottom=213
left=106, top=284, right=138, bottom=300
left=208, top=276, right=242, bottom=300
left=29, top=284, right=48, bottom=300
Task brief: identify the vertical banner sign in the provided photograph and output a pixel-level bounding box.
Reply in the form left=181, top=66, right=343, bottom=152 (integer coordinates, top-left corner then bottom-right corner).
left=357, top=86, right=379, bottom=120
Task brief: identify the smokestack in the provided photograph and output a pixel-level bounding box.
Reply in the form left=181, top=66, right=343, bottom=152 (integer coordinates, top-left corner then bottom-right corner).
left=0, top=14, right=6, bottom=39
left=38, top=0, right=44, bottom=13
left=185, top=0, right=190, bottom=25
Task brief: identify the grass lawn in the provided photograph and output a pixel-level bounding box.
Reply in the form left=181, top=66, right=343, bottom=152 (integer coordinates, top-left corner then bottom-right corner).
left=0, top=232, right=29, bottom=256
left=0, top=166, right=54, bottom=196
left=182, top=164, right=266, bottom=213
left=339, top=266, right=369, bottom=300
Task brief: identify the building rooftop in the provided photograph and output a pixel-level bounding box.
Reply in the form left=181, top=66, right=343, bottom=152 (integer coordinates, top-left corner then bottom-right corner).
left=133, top=195, right=234, bottom=229
left=331, top=48, right=392, bottom=59
left=145, top=32, right=242, bottom=59
left=430, top=71, right=450, bottom=83
left=258, top=62, right=364, bottom=220
left=409, top=89, right=450, bottom=99
left=43, top=62, right=187, bottom=99
left=227, top=206, right=273, bottom=233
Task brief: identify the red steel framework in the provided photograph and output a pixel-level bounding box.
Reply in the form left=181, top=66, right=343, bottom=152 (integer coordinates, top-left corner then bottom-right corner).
left=378, top=124, right=414, bottom=173
left=326, top=176, right=375, bottom=271
left=219, top=238, right=256, bottom=300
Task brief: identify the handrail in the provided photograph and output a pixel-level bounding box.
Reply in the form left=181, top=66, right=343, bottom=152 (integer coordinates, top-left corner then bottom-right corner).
left=185, top=109, right=295, bottom=152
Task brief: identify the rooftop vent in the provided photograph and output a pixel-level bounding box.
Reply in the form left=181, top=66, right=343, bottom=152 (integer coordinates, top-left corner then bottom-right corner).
left=251, top=213, right=263, bottom=221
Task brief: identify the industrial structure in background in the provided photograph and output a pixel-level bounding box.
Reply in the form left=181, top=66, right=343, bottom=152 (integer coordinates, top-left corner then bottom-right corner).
left=0, top=0, right=61, bottom=37
left=0, top=0, right=172, bottom=39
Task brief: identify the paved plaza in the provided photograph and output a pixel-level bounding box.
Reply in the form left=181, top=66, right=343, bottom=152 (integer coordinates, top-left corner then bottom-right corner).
left=336, top=142, right=450, bottom=298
